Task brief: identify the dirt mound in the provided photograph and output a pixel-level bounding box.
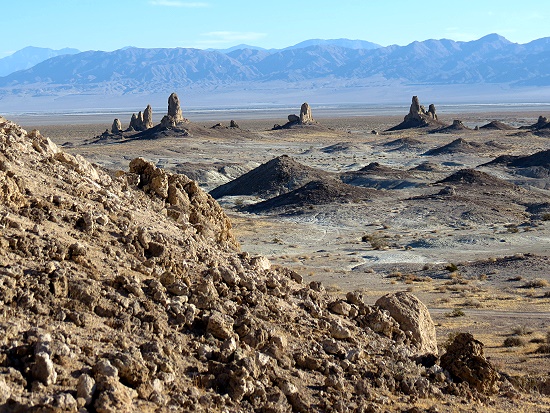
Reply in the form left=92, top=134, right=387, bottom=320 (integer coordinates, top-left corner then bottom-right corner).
left=320, top=142, right=362, bottom=153
left=245, top=179, right=375, bottom=213
left=209, top=155, right=333, bottom=199
left=432, top=119, right=472, bottom=133
left=383, top=137, right=424, bottom=147
left=508, top=149, right=550, bottom=169
left=423, top=138, right=483, bottom=156
left=484, top=150, right=550, bottom=179
left=436, top=168, right=514, bottom=187
left=479, top=120, right=516, bottom=130
left=358, top=162, right=412, bottom=177
left=410, top=162, right=443, bottom=172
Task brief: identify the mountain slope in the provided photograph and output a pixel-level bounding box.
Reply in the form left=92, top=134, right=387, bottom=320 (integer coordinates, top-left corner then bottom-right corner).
left=0, top=46, right=80, bottom=77
left=1, top=35, right=549, bottom=96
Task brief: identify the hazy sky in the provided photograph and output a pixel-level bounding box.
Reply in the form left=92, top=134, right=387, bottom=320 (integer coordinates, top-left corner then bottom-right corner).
left=3, top=0, right=549, bottom=57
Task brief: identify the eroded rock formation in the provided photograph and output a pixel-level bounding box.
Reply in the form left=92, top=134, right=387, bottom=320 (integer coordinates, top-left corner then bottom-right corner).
left=299, top=102, right=314, bottom=124
left=160, top=92, right=187, bottom=128
left=143, top=104, right=153, bottom=129
left=388, top=96, right=443, bottom=131
left=111, top=119, right=122, bottom=134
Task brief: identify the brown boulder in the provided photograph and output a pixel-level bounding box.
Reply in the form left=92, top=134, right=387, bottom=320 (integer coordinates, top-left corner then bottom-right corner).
left=375, top=292, right=437, bottom=355
left=440, top=333, right=498, bottom=394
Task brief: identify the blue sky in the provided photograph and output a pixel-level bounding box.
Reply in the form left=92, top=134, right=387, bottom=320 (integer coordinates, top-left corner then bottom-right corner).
left=2, top=0, right=549, bottom=57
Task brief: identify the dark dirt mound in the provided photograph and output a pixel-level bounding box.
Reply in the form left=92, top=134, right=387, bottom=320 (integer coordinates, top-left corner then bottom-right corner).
left=436, top=169, right=514, bottom=187
left=508, top=149, right=550, bottom=169
left=409, top=162, right=443, bottom=172
left=209, top=155, right=334, bottom=199
left=320, top=142, right=362, bottom=153
left=245, top=179, right=375, bottom=213
left=423, top=138, right=483, bottom=156
left=482, top=154, right=521, bottom=166
left=432, top=120, right=472, bottom=133
left=382, top=137, right=425, bottom=152
left=479, top=120, right=516, bottom=130
left=383, top=137, right=424, bottom=147
left=358, top=162, right=412, bottom=177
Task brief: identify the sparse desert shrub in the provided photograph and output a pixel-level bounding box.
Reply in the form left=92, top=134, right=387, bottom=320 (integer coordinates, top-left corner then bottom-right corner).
left=522, top=278, right=549, bottom=288
left=362, top=233, right=389, bottom=250
left=534, top=344, right=550, bottom=354
left=507, top=275, right=523, bottom=282
left=511, top=325, right=532, bottom=336
left=463, top=298, right=482, bottom=308
left=445, top=308, right=465, bottom=317
left=542, top=213, right=550, bottom=221
left=442, top=332, right=460, bottom=350
left=445, top=263, right=459, bottom=272
left=506, top=224, right=519, bottom=233
left=503, top=336, right=526, bottom=347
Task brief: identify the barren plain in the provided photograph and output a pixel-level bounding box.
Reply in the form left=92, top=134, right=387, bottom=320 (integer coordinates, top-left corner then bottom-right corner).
left=17, top=105, right=550, bottom=388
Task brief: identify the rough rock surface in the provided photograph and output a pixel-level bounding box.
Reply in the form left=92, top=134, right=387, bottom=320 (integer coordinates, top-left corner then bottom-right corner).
left=160, top=93, right=187, bottom=128
left=388, top=96, right=444, bottom=131
left=440, top=333, right=498, bottom=394
left=129, top=111, right=145, bottom=131
left=111, top=119, right=122, bottom=134
left=299, top=102, right=314, bottom=124
left=0, top=115, right=519, bottom=412
left=375, top=292, right=438, bottom=355
left=143, top=104, right=153, bottom=130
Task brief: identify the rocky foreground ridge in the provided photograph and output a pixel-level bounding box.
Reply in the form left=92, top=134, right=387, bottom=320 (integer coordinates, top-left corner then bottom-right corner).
left=0, top=117, right=535, bottom=412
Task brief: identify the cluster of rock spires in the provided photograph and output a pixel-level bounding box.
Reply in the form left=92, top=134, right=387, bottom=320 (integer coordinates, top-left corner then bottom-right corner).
left=388, top=96, right=442, bottom=131
left=0, top=116, right=519, bottom=412
left=110, top=92, right=188, bottom=134
left=273, top=102, right=315, bottom=130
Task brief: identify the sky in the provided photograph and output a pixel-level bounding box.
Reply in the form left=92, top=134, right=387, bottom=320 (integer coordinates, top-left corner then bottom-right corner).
left=2, top=0, right=549, bottom=57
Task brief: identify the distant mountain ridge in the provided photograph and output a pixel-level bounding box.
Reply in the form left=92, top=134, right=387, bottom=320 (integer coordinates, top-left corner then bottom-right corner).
left=0, top=46, right=80, bottom=77
left=1, top=35, right=549, bottom=101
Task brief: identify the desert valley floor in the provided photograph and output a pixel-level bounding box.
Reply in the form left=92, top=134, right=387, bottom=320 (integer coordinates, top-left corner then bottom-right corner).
left=14, top=105, right=550, bottom=398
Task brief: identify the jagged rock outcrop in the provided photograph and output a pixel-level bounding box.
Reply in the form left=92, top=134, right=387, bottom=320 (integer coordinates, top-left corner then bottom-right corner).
left=299, top=102, right=314, bottom=124
left=129, top=111, right=145, bottom=131
left=128, top=105, right=154, bottom=132
left=440, top=333, right=498, bottom=394
left=387, top=96, right=444, bottom=131
left=111, top=119, right=122, bottom=134
left=0, top=115, right=528, bottom=411
left=375, top=292, right=438, bottom=355
left=160, top=92, right=187, bottom=128
left=229, top=120, right=239, bottom=128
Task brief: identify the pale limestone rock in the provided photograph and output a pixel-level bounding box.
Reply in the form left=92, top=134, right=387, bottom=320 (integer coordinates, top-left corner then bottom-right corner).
left=299, top=102, right=314, bottom=124
left=376, top=292, right=437, bottom=355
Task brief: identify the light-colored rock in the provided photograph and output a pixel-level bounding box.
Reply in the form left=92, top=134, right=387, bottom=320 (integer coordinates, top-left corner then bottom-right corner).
left=77, top=374, right=96, bottom=406
left=111, top=119, right=122, bottom=134
left=160, top=92, right=186, bottom=128
left=32, top=352, right=57, bottom=385
left=299, top=102, right=314, bottom=124
left=207, top=311, right=234, bottom=339
left=375, top=292, right=437, bottom=355
left=143, top=104, right=153, bottom=129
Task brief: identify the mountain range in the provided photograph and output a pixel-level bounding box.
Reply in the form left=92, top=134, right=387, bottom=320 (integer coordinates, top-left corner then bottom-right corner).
left=0, top=35, right=549, bottom=110
left=0, top=46, right=80, bottom=77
